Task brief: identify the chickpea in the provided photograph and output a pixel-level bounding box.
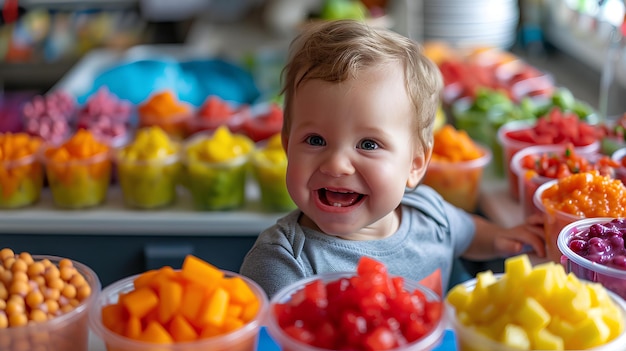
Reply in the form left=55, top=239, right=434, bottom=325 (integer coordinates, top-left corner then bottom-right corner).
left=29, top=309, right=47, bottom=323
left=61, top=284, right=76, bottom=300
left=9, top=280, right=29, bottom=297
left=10, top=258, right=27, bottom=273
left=8, top=312, right=28, bottom=327
left=18, top=252, right=33, bottom=265
left=59, top=266, right=75, bottom=282
left=76, top=284, right=92, bottom=301
left=0, top=310, right=7, bottom=328
left=27, top=261, right=45, bottom=278
left=47, top=277, right=64, bottom=291
left=45, top=300, right=59, bottom=315
left=0, top=248, right=14, bottom=261
left=5, top=298, right=25, bottom=316
left=26, top=290, right=44, bottom=309
left=3, top=257, right=15, bottom=270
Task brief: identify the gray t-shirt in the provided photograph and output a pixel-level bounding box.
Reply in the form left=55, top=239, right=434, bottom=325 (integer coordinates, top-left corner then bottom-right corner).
left=239, top=185, right=475, bottom=299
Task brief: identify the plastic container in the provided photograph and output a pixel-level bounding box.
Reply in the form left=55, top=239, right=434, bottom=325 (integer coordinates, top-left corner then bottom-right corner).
left=139, top=112, right=193, bottom=141
left=266, top=272, right=446, bottom=351
left=510, top=144, right=608, bottom=220
left=533, top=179, right=583, bottom=263
left=182, top=131, right=254, bottom=211
left=89, top=270, right=268, bottom=351
left=115, top=148, right=181, bottom=209
left=422, top=144, right=492, bottom=212
left=558, top=217, right=626, bottom=301
left=497, top=119, right=600, bottom=202
left=0, top=255, right=101, bottom=351
left=446, top=275, right=626, bottom=351
left=250, top=136, right=295, bottom=213
left=42, top=148, right=112, bottom=209
left=0, top=153, right=44, bottom=208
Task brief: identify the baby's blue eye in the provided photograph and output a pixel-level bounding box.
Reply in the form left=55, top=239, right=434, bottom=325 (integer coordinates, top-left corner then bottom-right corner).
left=306, top=135, right=326, bottom=146
left=359, top=139, right=378, bottom=150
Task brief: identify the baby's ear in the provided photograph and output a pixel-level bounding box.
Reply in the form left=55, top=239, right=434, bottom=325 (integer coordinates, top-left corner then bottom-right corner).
left=406, top=148, right=431, bottom=188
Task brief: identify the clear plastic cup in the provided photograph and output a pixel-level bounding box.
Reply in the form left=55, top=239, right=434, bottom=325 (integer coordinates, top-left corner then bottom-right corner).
left=422, top=144, right=492, bottom=212
left=511, top=144, right=572, bottom=220
left=0, top=255, right=101, bottom=351
left=250, top=138, right=295, bottom=213
left=139, top=112, right=193, bottom=141
left=558, top=217, right=626, bottom=301
left=42, top=148, right=112, bottom=209
left=497, top=119, right=600, bottom=202
left=533, top=179, right=583, bottom=263
left=182, top=132, right=254, bottom=211
left=89, top=270, right=268, bottom=351
left=0, top=154, right=44, bottom=208
left=446, top=275, right=626, bottom=351
left=115, top=147, right=181, bottom=209
left=266, top=272, right=446, bottom=351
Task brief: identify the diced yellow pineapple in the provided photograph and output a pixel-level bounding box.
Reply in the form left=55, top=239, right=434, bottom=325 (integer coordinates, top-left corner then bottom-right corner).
left=505, top=254, right=533, bottom=279
left=524, top=262, right=555, bottom=299
left=446, top=284, right=472, bottom=311
left=568, top=315, right=611, bottom=349
left=530, top=328, right=564, bottom=350
left=500, top=323, right=531, bottom=350
left=588, top=283, right=607, bottom=306
left=602, top=308, right=625, bottom=342
left=547, top=315, right=575, bottom=341
left=514, top=296, right=551, bottom=331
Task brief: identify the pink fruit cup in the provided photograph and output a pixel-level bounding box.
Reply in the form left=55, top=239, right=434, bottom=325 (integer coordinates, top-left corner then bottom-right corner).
left=558, top=217, right=626, bottom=301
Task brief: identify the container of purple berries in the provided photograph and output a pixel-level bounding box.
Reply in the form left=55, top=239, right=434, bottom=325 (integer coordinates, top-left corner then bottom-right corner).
left=558, top=217, right=626, bottom=300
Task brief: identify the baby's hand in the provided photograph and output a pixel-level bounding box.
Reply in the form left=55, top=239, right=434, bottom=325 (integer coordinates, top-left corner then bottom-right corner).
left=494, top=214, right=546, bottom=258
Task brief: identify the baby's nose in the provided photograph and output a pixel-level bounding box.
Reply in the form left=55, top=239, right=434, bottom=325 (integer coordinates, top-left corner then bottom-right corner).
left=319, top=151, right=355, bottom=177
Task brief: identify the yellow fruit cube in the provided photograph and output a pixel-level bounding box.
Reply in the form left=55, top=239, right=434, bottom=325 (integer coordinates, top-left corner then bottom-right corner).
left=500, top=323, right=530, bottom=350
left=514, top=297, right=551, bottom=331
left=569, top=315, right=610, bottom=349
left=524, top=262, right=555, bottom=299
left=504, top=254, right=532, bottom=279
left=446, top=284, right=472, bottom=311
left=530, top=328, right=564, bottom=350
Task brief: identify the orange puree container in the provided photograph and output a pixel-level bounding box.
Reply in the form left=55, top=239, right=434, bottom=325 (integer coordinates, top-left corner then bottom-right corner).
left=42, top=129, right=111, bottom=209
left=138, top=91, right=193, bottom=140
left=0, top=133, right=43, bottom=208
left=533, top=171, right=626, bottom=262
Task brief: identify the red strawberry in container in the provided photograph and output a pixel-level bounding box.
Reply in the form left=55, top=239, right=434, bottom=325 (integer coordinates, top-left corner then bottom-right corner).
left=241, top=102, right=284, bottom=143
left=187, top=95, right=250, bottom=136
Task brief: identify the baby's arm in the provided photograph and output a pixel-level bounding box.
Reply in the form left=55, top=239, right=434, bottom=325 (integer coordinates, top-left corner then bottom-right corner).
left=461, top=213, right=546, bottom=261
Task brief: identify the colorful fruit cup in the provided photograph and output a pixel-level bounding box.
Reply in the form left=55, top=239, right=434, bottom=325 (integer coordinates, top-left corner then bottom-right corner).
left=533, top=179, right=584, bottom=263
left=42, top=131, right=112, bottom=209
left=138, top=91, right=193, bottom=141
left=446, top=262, right=626, bottom=351
left=0, top=133, right=44, bottom=208
left=115, top=148, right=181, bottom=210
left=88, top=265, right=268, bottom=351
left=187, top=96, right=250, bottom=136
left=0, top=253, right=101, bottom=351
left=266, top=272, right=446, bottom=351
left=250, top=135, right=295, bottom=212
left=498, top=119, right=600, bottom=202
left=558, top=217, right=626, bottom=301
left=240, top=102, right=284, bottom=143
left=422, top=144, right=491, bottom=213
left=450, top=95, right=534, bottom=177
left=182, top=128, right=254, bottom=211
left=511, top=144, right=590, bottom=220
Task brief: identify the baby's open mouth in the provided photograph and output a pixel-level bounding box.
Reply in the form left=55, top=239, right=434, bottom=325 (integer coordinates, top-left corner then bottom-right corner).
left=318, top=188, right=364, bottom=207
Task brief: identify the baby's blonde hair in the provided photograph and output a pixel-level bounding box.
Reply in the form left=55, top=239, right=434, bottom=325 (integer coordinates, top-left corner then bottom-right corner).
left=280, top=19, right=443, bottom=153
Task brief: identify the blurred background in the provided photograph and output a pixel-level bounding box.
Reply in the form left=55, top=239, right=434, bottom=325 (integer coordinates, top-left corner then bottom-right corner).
left=1, top=0, right=625, bottom=104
